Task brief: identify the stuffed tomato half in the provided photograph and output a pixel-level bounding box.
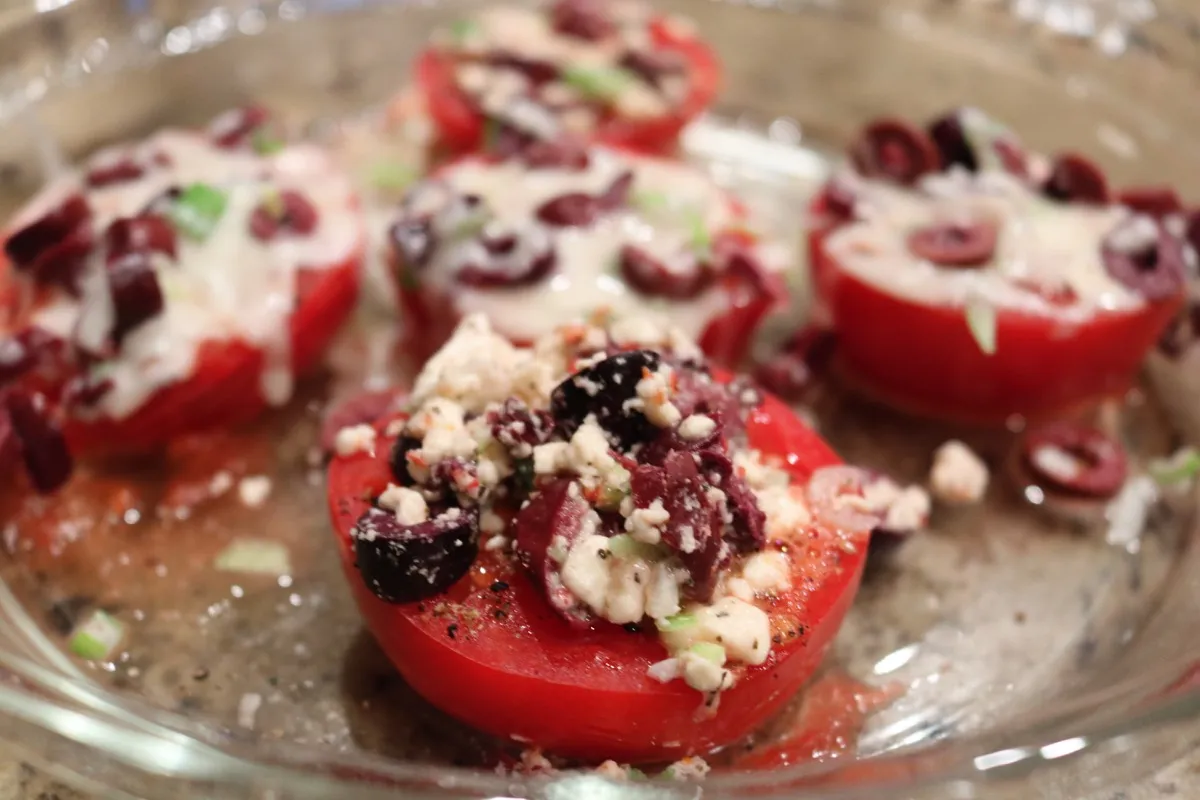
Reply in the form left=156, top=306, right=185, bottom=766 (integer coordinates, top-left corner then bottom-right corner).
left=808, top=109, right=1188, bottom=423
left=389, top=138, right=786, bottom=367
left=416, top=0, right=719, bottom=156
left=327, top=313, right=870, bottom=762
left=0, top=107, right=363, bottom=492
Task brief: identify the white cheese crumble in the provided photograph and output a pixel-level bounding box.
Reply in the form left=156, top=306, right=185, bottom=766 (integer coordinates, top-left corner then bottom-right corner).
left=666, top=756, right=711, bottom=781
left=930, top=440, right=989, bottom=504
left=377, top=484, right=430, bottom=525
left=635, top=366, right=682, bottom=428
left=237, top=475, right=272, bottom=509
left=335, top=424, right=377, bottom=458
left=662, top=596, right=772, bottom=666
left=678, top=414, right=716, bottom=441
left=740, top=550, right=791, bottom=594
left=626, top=498, right=669, bottom=544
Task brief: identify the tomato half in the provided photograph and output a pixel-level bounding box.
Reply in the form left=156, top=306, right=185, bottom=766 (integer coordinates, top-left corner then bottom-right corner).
left=327, top=384, right=866, bottom=762
left=808, top=192, right=1184, bottom=423
left=417, top=18, right=720, bottom=157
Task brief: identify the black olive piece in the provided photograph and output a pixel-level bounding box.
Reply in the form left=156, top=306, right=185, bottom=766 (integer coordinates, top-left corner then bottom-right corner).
left=550, top=349, right=660, bottom=450
left=352, top=506, right=479, bottom=604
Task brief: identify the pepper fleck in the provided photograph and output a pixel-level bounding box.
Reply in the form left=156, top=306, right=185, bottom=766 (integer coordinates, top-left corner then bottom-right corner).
left=447, top=623, right=458, bottom=640
left=490, top=580, right=509, bottom=593
left=493, top=609, right=508, bottom=620
left=623, top=622, right=641, bottom=633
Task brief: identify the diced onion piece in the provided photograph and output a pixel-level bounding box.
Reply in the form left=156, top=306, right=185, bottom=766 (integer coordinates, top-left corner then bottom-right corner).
left=215, top=539, right=292, bottom=576
left=689, top=641, right=726, bottom=665
left=1149, top=447, right=1200, bottom=486
left=562, top=65, right=635, bottom=100
left=169, top=182, right=229, bottom=241
left=69, top=610, right=124, bottom=661
left=607, top=533, right=662, bottom=561
left=965, top=297, right=997, bottom=356
left=655, top=611, right=697, bottom=632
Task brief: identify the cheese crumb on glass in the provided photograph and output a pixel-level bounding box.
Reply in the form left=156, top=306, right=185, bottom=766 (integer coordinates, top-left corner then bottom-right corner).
left=930, top=440, right=989, bottom=504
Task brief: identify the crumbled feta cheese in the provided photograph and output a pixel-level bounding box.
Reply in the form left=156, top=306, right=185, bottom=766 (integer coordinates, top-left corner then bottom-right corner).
left=237, top=475, right=272, bottom=508
left=679, top=649, right=733, bottom=693
left=722, top=577, right=755, bottom=602
left=740, top=550, right=791, bottom=594
left=626, top=498, right=669, bottom=544
left=663, top=596, right=772, bottom=666
left=518, top=748, right=555, bottom=775
left=885, top=485, right=931, bottom=531
left=484, top=534, right=509, bottom=551
left=930, top=440, right=989, bottom=504
left=644, top=562, right=682, bottom=620
left=561, top=534, right=612, bottom=613
left=678, top=414, right=716, bottom=442
left=335, top=424, right=377, bottom=457
left=666, top=756, right=710, bottom=781
left=636, top=367, right=682, bottom=428
left=733, top=449, right=790, bottom=491
left=378, top=484, right=429, bottom=525
left=480, top=509, right=506, bottom=535
left=594, top=760, right=629, bottom=781
left=755, top=485, right=812, bottom=538
left=533, top=441, right=569, bottom=475
left=647, top=657, right=682, bottom=683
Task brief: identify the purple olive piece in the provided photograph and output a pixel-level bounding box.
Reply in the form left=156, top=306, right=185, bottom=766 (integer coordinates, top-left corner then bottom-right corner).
left=631, top=452, right=726, bottom=600
left=619, top=49, right=683, bottom=89
left=488, top=52, right=560, bottom=85
left=536, top=192, right=600, bottom=227
left=820, top=180, right=857, bottom=220
left=907, top=219, right=999, bottom=267
left=927, top=111, right=977, bottom=172
left=105, top=214, right=177, bottom=261
left=489, top=398, right=555, bottom=456
left=390, top=216, right=438, bottom=271
left=249, top=190, right=320, bottom=241
left=696, top=449, right=766, bottom=555
left=353, top=505, right=479, bottom=604
left=596, top=171, right=634, bottom=212
left=620, top=245, right=713, bottom=299
left=1101, top=220, right=1186, bottom=302
left=514, top=478, right=593, bottom=626
left=481, top=232, right=518, bottom=255
left=1043, top=153, right=1110, bottom=205
left=637, top=408, right=723, bottom=466
left=1117, top=187, right=1183, bottom=220
left=850, top=118, right=941, bottom=186
left=551, top=0, right=615, bottom=41
left=1020, top=422, right=1127, bottom=498
left=520, top=137, right=591, bottom=170
left=0, top=405, right=18, bottom=472
left=108, top=252, right=165, bottom=345
left=456, top=249, right=557, bottom=288
left=4, top=389, right=72, bottom=494
left=1157, top=299, right=1200, bottom=358
left=388, top=435, right=424, bottom=486
left=208, top=105, right=271, bottom=149
left=86, top=156, right=145, bottom=188
left=671, top=368, right=750, bottom=442
left=550, top=348, right=661, bottom=449
left=754, top=353, right=813, bottom=403
left=5, top=194, right=93, bottom=292
left=63, top=373, right=114, bottom=409
left=0, top=327, right=63, bottom=388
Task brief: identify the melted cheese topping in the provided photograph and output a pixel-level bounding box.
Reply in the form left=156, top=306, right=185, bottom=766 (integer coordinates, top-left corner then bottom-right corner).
left=413, top=145, right=781, bottom=343
left=16, top=130, right=362, bottom=419
left=824, top=167, right=1140, bottom=320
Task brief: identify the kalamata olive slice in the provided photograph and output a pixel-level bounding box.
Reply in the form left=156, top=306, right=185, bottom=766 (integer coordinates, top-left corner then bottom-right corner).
left=514, top=478, right=592, bottom=625
left=488, top=52, right=560, bottom=85
left=754, top=353, right=813, bottom=403
left=620, top=245, right=712, bottom=299
left=86, top=156, right=145, bottom=188
left=1101, top=217, right=1186, bottom=302
left=631, top=452, right=725, bottom=600
left=456, top=249, right=556, bottom=288
left=927, top=111, right=977, bottom=172
left=5, top=194, right=92, bottom=281
left=4, top=389, right=72, bottom=494
left=1043, top=153, right=1110, bottom=205
left=550, top=0, right=615, bottom=41
left=108, top=252, right=165, bottom=345
left=390, top=216, right=437, bottom=271
left=550, top=349, right=660, bottom=449
left=63, top=373, right=113, bottom=409
left=520, top=137, right=591, bottom=170
left=0, top=328, right=63, bottom=388
left=536, top=192, right=598, bottom=227
left=850, top=119, right=940, bottom=186
left=907, top=219, right=999, bottom=267
left=249, top=190, right=319, bottom=241
left=820, top=180, right=857, bottom=220
left=105, top=214, right=177, bottom=261
left=489, top=398, right=555, bottom=456
left=695, top=449, right=766, bottom=555
left=619, top=49, right=683, bottom=89
left=1020, top=422, right=1127, bottom=498
left=208, top=105, right=271, bottom=149
left=353, top=505, right=479, bottom=604
left=1117, top=187, right=1183, bottom=219
left=596, top=171, right=633, bottom=212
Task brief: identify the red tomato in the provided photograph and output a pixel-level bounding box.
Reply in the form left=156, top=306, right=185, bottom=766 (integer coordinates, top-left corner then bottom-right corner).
left=327, top=383, right=866, bottom=762
left=417, top=18, right=720, bottom=156
left=808, top=191, right=1184, bottom=423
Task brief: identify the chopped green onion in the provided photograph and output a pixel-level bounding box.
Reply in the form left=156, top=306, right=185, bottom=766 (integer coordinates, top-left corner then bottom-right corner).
left=562, top=65, right=635, bottom=101
left=607, top=534, right=662, bottom=561
left=449, top=18, right=481, bottom=43
left=482, top=118, right=502, bottom=153
left=1150, top=447, right=1200, bottom=486
left=627, top=767, right=649, bottom=782
left=686, top=209, right=711, bottom=258
left=251, top=128, right=285, bottom=155
left=215, top=539, right=292, bottom=576
left=655, top=612, right=697, bottom=632
left=69, top=610, right=124, bottom=661
left=689, top=641, right=726, bottom=665
left=169, top=182, right=228, bottom=241
left=259, top=188, right=285, bottom=220
left=514, top=458, right=536, bottom=493
left=598, top=484, right=630, bottom=511
left=632, top=190, right=671, bottom=213
left=965, top=298, right=997, bottom=356
left=368, top=161, right=417, bottom=193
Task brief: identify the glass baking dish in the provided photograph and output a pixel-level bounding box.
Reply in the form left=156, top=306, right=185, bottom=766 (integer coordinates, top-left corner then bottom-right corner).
left=4, top=0, right=1200, bottom=797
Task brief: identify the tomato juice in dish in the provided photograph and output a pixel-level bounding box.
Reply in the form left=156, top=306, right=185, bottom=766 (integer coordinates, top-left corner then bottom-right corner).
left=327, top=313, right=870, bottom=761
left=416, top=0, right=719, bottom=155
left=0, top=107, right=364, bottom=490
left=389, top=138, right=787, bottom=365
left=807, top=109, right=1188, bottom=423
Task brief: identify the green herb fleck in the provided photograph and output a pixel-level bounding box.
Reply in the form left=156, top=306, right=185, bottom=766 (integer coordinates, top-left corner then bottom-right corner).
left=449, top=18, right=481, bottom=43
left=655, top=612, right=697, bottom=632
left=686, top=208, right=711, bottom=258
left=259, top=188, right=285, bottom=220
left=251, top=128, right=285, bottom=155
left=632, top=190, right=670, bottom=213
left=368, top=161, right=417, bottom=193
left=69, top=610, right=124, bottom=661
left=607, top=534, right=662, bottom=561
left=689, top=641, right=726, bottom=665
left=1150, top=447, right=1200, bottom=486
left=562, top=65, right=635, bottom=101
left=169, top=182, right=228, bottom=241
left=627, top=767, right=649, bottom=782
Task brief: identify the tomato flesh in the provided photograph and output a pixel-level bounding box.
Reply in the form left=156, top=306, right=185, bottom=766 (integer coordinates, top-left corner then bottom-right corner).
left=327, top=385, right=865, bottom=762
left=417, top=18, right=720, bottom=156
left=809, top=193, right=1184, bottom=423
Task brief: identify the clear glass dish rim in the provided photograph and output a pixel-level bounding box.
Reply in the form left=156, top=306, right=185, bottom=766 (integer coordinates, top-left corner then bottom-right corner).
left=0, top=0, right=1198, bottom=796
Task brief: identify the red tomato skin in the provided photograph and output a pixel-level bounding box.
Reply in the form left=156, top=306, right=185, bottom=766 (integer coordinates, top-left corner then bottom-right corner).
left=417, top=19, right=720, bottom=157
left=328, top=389, right=865, bottom=762
left=62, top=250, right=361, bottom=455
left=808, top=196, right=1184, bottom=423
